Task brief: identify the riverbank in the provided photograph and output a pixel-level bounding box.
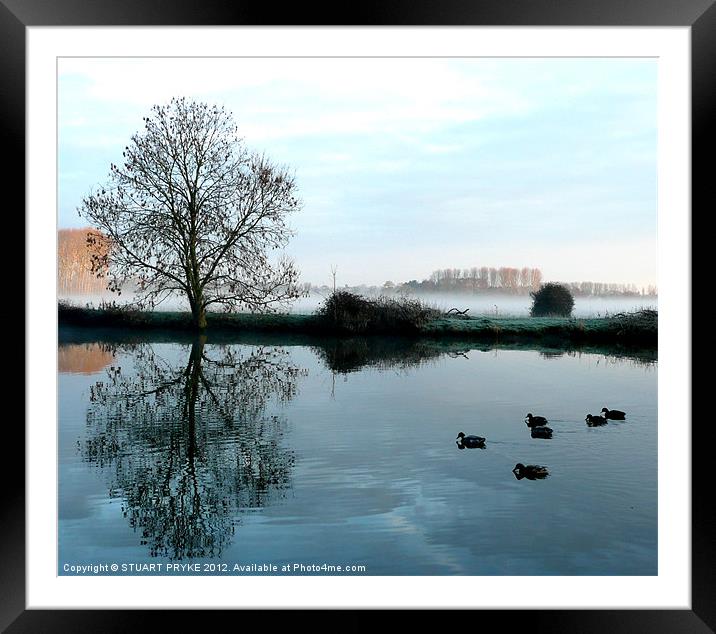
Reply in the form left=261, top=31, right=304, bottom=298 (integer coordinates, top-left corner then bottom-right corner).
left=58, top=303, right=657, bottom=347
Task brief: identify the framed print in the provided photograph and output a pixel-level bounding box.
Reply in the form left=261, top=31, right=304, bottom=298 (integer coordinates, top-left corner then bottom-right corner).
left=7, top=0, right=711, bottom=630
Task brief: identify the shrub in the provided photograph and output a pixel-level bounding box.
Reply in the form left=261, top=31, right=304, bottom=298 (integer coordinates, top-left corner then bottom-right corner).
left=316, top=291, right=441, bottom=334
left=608, top=308, right=658, bottom=337
left=530, top=283, right=575, bottom=317
left=58, top=299, right=148, bottom=327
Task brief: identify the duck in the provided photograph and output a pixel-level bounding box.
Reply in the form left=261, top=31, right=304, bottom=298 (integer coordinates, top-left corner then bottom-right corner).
left=525, top=413, right=549, bottom=427
left=512, top=463, right=549, bottom=480
left=585, top=414, right=608, bottom=426
left=601, top=407, right=626, bottom=420
left=456, top=432, right=486, bottom=449
left=530, top=426, right=553, bottom=439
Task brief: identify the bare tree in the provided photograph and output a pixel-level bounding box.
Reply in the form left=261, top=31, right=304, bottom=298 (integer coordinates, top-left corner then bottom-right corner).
left=520, top=267, right=532, bottom=290
left=531, top=267, right=543, bottom=291
left=466, top=267, right=479, bottom=293
left=478, top=266, right=489, bottom=289
left=80, top=97, right=302, bottom=329
left=489, top=267, right=498, bottom=288
left=499, top=267, right=520, bottom=292
left=330, top=264, right=337, bottom=293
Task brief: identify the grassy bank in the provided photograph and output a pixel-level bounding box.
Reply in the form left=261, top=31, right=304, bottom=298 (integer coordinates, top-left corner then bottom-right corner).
left=421, top=311, right=657, bottom=346
left=58, top=302, right=656, bottom=347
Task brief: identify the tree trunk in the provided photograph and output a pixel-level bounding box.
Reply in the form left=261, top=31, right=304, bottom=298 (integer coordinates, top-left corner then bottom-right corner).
left=194, top=306, right=206, bottom=330
left=191, top=303, right=208, bottom=330
left=183, top=335, right=205, bottom=488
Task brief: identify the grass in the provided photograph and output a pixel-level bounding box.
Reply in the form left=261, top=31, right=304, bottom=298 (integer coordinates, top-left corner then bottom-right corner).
left=422, top=309, right=656, bottom=345
left=58, top=301, right=316, bottom=332
left=59, top=300, right=656, bottom=347
left=423, top=311, right=658, bottom=343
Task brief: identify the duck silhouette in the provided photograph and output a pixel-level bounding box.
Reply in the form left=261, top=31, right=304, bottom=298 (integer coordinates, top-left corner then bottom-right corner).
left=456, top=432, right=486, bottom=449
left=585, top=414, right=608, bottom=426
left=601, top=407, right=626, bottom=420
left=512, top=463, right=549, bottom=480
left=525, top=413, right=549, bottom=427
left=530, top=426, right=553, bottom=439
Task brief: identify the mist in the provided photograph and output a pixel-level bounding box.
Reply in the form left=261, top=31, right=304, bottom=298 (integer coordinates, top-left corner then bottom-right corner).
left=288, top=292, right=656, bottom=318
left=60, top=289, right=656, bottom=319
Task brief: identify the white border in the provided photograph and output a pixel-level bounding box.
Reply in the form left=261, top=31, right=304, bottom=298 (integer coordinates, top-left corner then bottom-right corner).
left=27, top=26, right=690, bottom=609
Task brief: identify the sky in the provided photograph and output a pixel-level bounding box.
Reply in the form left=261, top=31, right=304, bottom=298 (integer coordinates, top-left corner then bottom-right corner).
left=58, top=57, right=657, bottom=289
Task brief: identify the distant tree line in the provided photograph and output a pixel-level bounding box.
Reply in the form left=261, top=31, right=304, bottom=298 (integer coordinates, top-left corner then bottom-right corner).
left=58, top=228, right=109, bottom=294
left=554, top=280, right=657, bottom=298
left=423, top=266, right=544, bottom=293
left=59, top=233, right=658, bottom=301
left=306, top=266, right=657, bottom=298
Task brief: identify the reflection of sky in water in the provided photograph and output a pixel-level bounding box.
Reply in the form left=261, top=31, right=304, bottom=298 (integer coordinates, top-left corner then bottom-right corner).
left=59, top=338, right=657, bottom=575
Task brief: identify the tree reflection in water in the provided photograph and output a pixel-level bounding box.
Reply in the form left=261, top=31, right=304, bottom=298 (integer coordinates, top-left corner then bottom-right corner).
left=73, top=333, right=653, bottom=559
left=81, top=337, right=304, bottom=560
left=312, top=337, right=454, bottom=375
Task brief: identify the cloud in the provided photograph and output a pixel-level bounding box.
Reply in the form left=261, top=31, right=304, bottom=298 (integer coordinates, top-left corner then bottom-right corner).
left=58, top=58, right=537, bottom=142
left=58, top=58, right=657, bottom=287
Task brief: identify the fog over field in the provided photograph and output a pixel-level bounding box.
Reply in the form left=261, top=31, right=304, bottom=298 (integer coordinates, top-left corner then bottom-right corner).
left=60, top=289, right=656, bottom=318
left=289, top=292, right=656, bottom=318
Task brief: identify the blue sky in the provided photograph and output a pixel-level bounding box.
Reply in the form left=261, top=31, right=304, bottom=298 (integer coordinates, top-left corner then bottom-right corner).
left=59, top=58, right=657, bottom=288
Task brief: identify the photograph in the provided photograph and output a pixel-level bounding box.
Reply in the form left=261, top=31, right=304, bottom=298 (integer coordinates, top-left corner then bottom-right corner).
left=6, top=0, right=706, bottom=623
left=57, top=55, right=659, bottom=577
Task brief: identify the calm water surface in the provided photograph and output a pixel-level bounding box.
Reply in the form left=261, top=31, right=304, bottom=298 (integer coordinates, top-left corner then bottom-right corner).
left=59, top=331, right=657, bottom=575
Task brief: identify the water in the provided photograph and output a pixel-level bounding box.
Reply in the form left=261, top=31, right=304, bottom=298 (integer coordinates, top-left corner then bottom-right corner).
left=58, top=329, right=657, bottom=576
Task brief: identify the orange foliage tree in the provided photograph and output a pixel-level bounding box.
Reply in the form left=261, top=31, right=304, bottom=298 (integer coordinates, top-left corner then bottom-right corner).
left=58, top=228, right=110, bottom=294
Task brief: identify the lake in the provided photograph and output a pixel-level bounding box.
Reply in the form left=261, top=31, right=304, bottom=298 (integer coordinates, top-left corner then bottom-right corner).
left=59, top=329, right=657, bottom=575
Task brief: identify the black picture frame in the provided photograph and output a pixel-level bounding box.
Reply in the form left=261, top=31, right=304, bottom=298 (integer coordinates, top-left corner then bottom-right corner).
left=6, top=0, right=709, bottom=630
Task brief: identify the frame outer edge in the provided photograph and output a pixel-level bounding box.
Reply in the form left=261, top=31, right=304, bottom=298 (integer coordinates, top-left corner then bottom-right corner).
left=691, top=2, right=716, bottom=630
left=1, top=0, right=27, bottom=630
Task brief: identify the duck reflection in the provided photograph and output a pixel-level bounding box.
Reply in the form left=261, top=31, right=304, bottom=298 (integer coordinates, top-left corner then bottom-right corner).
left=80, top=337, right=304, bottom=560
